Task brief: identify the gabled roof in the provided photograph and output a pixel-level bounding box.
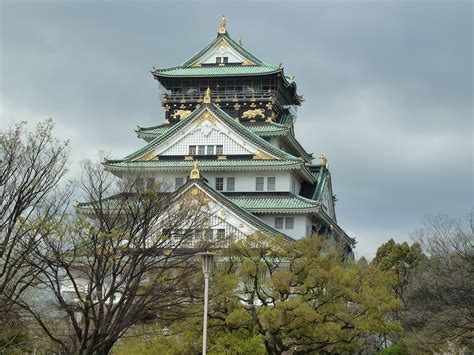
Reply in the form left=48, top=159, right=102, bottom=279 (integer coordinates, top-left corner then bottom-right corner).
left=182, top=178, right=294, bottom=242
left=78, top=178, right=295, bottom=243
left=107, top=103, right=300, bottom=165
left=182, top=32, right=264, bottom=67
left=151, top=29, right=303, bottom=104
left=136, top=120, right=290, bottom=141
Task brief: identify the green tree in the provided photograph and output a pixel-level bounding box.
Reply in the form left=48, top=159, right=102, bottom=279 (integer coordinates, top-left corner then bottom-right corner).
left=372, top=239, right=424, bottom=302
left=120, top=234, right=402, bottom=354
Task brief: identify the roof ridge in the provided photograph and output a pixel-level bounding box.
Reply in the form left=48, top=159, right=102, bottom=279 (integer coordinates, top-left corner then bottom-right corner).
left=182, top=33, right=266, bottom=68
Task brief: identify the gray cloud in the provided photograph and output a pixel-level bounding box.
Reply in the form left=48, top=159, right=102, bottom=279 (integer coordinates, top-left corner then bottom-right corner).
left=1, top=0, right=472, bottom=258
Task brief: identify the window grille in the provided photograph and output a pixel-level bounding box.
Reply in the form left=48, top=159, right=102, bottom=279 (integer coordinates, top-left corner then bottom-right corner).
left=275, top=217, right=284, bottom=229
left=285, top=217, right=294, bottom=230
left=175, top=177, right=184, bottom=189
left=256, top=177, right=264, bottom=191
left=216, top=145, right=224, bottom=155
left=216, top=177, right=224, bottom=191
left=198, top=145, right=205, bottom=155
left=227, top=177, right=235, bottom=192
left=216, top=57, right=222, bottom=64
left=217, top=229, right=225, bottom=240
left=207, top=145, right=215, bottom=155
left=136, top=178, right=144, bottom=191
left=223, top=57, right=229, bottom=63
left=189, top=145, right=196, bottom=155
left=204, top=229, right=213, bottom=240
left=267, top=177, right=275, bottom=191
left=146, top=178, right=155, bottom=190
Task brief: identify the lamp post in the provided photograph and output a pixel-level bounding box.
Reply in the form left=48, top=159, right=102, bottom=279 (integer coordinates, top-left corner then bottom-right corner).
left=197, top=251, right=215, bottom=355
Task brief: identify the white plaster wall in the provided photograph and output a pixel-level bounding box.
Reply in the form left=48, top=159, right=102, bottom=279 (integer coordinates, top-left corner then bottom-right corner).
left=256, top=214, right=311, bottom=240
left=125, top=170, right=304, bottom=194
left=161, top=127, right=252, bottom=156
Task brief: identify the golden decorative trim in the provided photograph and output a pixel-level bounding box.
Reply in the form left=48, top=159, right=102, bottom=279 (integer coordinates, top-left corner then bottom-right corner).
left=184, top=156, right=193, bottom=160
left=265, top=102, right=273, bottom=110
left=217, top=155, right=227, bottom=160
left=241, top=109, right=265, bottom=120
left=164, top=119, right=170, bottom=124
left=242, top=59, right=254, bottom=66
left=172, top=109, right=192, bottom=120
left=253, top=150, right=273, bottom=160
left=194, top=110, right=219, bottom=125
left=218, top=16, right=227, bottom=35
left=137, top=151, right=156, bottom=161
left=190, top=161, right=200, bottom=179
left=203, top=87, right=211, bottom=104
left=319, top=153, right=329, bottom=168
left=265, top=116, right=273, bottom=123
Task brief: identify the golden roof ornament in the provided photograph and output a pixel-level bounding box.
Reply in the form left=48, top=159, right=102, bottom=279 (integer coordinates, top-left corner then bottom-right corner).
left=190, top=160, right=200, bottom=179
left=218, top=16, right=227, bottom=35
left=319, top=153, right=329, bottom=168
left=203, top=87, right=211, bottom=104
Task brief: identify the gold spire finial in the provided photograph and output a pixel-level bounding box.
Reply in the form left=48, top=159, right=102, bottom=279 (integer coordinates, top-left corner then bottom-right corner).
left=203, top=87, right=211, bottom=104
left=219, top=15, right=227, bottom=35
left=319, top=153, right=329, bottom=168
left=190, top=160, right=200, bottom=179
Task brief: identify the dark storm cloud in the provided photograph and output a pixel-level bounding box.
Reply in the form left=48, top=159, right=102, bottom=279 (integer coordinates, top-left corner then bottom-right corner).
left=1, top=0, right=472, bottom=258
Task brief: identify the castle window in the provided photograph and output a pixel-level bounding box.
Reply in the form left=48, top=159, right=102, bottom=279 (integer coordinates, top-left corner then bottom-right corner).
left=189, top=145, right=196, bottom=155
left=198, top=145, right=205, bottom=155
left=136, top=178, right=144, bottom=191
left=215, top=177, right=224, bottom=191
left=267, top=177, right=275, bottom=191
left=285, top=217, right=294, bottom=230
left=175, top=177, right=184, bottom=189
left=227, top=177, right=235, bottom=191
left=274, top=217, right=284, bottom=229
left=223, top=57, right=228, bottom=63
left=207, top=145, right=214, bottom=155
left=256, top=177, right=264, bottom=191
left=216, top=57, right=222, bottom=64
left=216, top=145, right=224, bottom=155
left=217, top=229, right=225, bottom=239
left=146, top=178, right=155, bottom=190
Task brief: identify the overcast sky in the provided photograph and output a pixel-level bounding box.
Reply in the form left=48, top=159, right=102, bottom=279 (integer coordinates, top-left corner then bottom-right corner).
left=1, top=0, right=472, bottom=258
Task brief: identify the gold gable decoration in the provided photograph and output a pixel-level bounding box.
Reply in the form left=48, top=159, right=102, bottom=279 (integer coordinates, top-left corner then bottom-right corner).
left=190, top=160, right=200, bottom=179
left=218, top=16, right=227, bottom=35
left=253, top=150, right=274, bottom=160
left=194, top=110, right=218, bottom=125
left=136, top=151, right=158, bottom=162
left=319, top=153, right=329, bottom=168
left=203, top=87, right=212, bottom=104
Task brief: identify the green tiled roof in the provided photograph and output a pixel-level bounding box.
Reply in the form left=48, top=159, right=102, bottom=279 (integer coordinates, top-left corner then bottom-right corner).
left=182, top=33, right=264, bottom=67
left=153, top=64, right=280, bottom=78
left=137, top=121, right=289, bottom=139
left=78, top=178, right=295, bottom=243
left=104, top=159, right=302, bottom=170
left=226, top=193, right=320, bottom=212
left=111, top=103, right=299, bottom=164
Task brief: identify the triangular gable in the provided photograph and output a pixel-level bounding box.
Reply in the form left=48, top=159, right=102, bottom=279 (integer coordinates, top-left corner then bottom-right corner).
left=183, top=34, right=264, bottom=68
left=123, top=104, right=299, bottom=162
left=173, top=179, right=292, bottom=242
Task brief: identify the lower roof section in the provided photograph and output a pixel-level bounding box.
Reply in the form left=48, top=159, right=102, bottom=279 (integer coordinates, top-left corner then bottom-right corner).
left=224, top=192, right=321, bottom=213
left=104, top=159, right=303, bottom=172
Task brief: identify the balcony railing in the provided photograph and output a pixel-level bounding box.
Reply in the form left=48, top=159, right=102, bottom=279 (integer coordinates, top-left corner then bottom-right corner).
left=162, top=88, right=276, bottom=103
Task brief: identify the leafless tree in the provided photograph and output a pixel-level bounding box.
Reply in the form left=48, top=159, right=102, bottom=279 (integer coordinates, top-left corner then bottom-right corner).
left=402, top=212, right=474, bottom=350
left=0, top=119, right=71, bottom=349
left=18, top=161, right=215, bottom=354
